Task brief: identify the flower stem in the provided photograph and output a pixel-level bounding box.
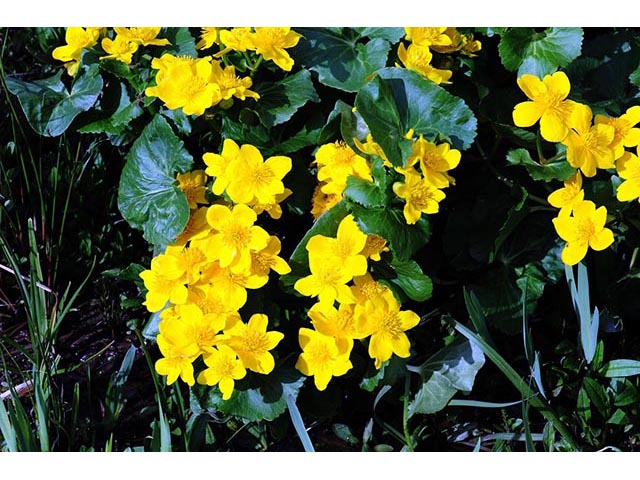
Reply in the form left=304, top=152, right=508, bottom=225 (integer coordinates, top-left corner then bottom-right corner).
left=402, top=374, right=415, bottom=452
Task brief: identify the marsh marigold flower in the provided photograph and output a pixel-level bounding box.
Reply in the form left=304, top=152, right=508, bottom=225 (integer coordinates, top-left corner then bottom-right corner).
left=155, top=316, right=200, bottom=386
left=397, top=43, right=452, bottom=85
left=295, top=328, right=353, bottom=391
left=203, top=138, right=239, bottom=196
left=222, top=314, right=284, bottom=375
left=356, top=293, right=420, bottom=369
left=552, top=200, right=614, bottom=266
left=249, top=27, right=302, bottom=72
left=294, top=255, right=356, bottom=306
left=594, top=106, right=640, bottom=160
left=197, top=345, right=246, bottom=400
left=562, top=103, right=615, bottom=178
left=177, top=170, right=209, bottom=209
left=215, top=27, right=254, bottom=57
left=113, top=27, right=170, bottom=47
left=406, top=135, right=460, bottom=188
left=315, top=141, right=372, bottom=196
left=100, top=35, right=138, bottom=64
left=547, top=171, right=583, bottom=213
left=52, top=27, right=101, bottom=76
left=393, top=169, right=446, bottom=224
left=404, top=27, right=452, bottom=48
left=615, top=148, right=640, bottom=203
left=197, top=27, right=221, bottom=50
left=512, top=71, right=576, bottom=143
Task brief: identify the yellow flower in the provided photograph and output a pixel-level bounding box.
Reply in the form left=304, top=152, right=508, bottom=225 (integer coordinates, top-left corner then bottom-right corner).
left=295, top=328, right=352, bottom=391
left=145, top=55, right=222, bottom=116
left=512, top=71, right=577, bottom=143
left=139, top=260, right=188, bottom=312
left=615, top=149, right=640, bottom=203
left=356, top=294, right=420, bottom=369
left=430, top=28, right=482, bottom=57
left=226, top=145, right=291, bottom=205
left=404, top=27, right=452, bottom=48
left=197, top=345, right=247, bottom=400
left=353, top=134, right=390, bottom=167
left=113, top=27, right=170, bottom=47
left=393, top=168, right=446, bottom=224
left=250, top=236, right=291, bottom=279
left=205, top=204, right=270, bottom=271
left=294, top=255, right=356, bottom=306
left=248, top=27, right=302, bottom=72
left=162, top=303, right=225, bottom=355
left=159, top=245, right=208, bottom=285
left=563, top=103, right=615, bottom=178
left=210, top=61, right=260, bottom=101
left=175, top=207, right=211, bottom=246
left=397, top=43, right=452, bottom=85
left=310, top=184, right=341, bottom=220
left=351, top=273, right=395, bottom=306
left=200, top=261, right=265, bottom=311
left=315, top=141, right=372, bottom=196
left=547, top=172, right=583, bottom=213
left=177, top=170, right=209, bottom=209
left=187, top=284, right=242, bottom=323
left=552, top=200, right=614, bottom=266
left=307, top=301, right=364, bottom=342
left=305, top=214, right=368, bottom=279
left=203, top=138, right=239, bottom=196
left=594, top=106, right=640, bottom=160
left=222, top=314, right=284, bottom=374
left=155, top=316, right=200, bottom=386
left=406, top=135, right=460, bottom=188
left=361, top=234, right=389, bottom=262
left=247, top=188, right=292, bottom=220
left=99, top=35, right=138, bottom=64
left=197, top=27, right=220, bottom=50
left=52, top=27, right=101, bottom=76
left=214, top=27, right=254, bottom=57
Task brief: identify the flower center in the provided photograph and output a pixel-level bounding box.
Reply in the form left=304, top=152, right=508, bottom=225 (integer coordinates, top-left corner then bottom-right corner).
left=575, top=218, right=596, bottom=242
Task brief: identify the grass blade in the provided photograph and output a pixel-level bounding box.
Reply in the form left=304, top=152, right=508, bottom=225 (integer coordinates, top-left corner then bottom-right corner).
left=286, top=393, right=315, bottom=452
left=0, top=398, right=18, bottom=452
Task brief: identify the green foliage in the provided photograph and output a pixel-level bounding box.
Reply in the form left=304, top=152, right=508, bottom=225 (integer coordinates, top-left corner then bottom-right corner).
left=191, top=369, right=305, bottom=422
left=408, top=338, right=485, bottom=416
left=6, top=64, right=103, bottom=136
left=254, top=69, right=319, bottom=127
left=498, top=27, right=584, bottom=77
left=293, top=28, right=396, bottom=92
left=117, top=114, right=192, bottom=246
left=506, top=148, right=576, bottom=182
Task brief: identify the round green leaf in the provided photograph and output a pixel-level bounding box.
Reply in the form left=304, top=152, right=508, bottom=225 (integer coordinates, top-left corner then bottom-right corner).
left=117, top=115, right=193, bottom=247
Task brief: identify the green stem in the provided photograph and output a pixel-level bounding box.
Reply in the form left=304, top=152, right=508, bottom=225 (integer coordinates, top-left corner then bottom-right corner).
left=536, top=130, right=546, bottom=164
left=402, top=375, right=415, bottom=452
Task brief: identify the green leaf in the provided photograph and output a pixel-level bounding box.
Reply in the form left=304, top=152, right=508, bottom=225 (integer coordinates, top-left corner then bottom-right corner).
left=408, top=338, right=485, bottom=416
left=344, top=158, right=389, bottom=207
left=192, top=369, right=305, bottom=422
left=163, top=27, right=197, bottom=57
left=374, top=67, right=478, bottom=151
left=348, top=203, right=431, bottom=261
left=506, top=148, right=576, bottom=182
left=117, top=115, right=192, bottom=246
left=498, top=28, right=584, bottom=77
left=630, top=64, right=640, bottom=87
left=360, top=356, right=407, bottom=392
left=582, top=377, right=610, bottom=418
left=600, top=359, right=640, bottom=378
left=254, top=69, right=320, bottom=128
left=353, top=27, right=405, bottom=44
left=606, top=408, right=630, bottom=426
left=6, top=64, right=103, bottom=137
left=355, top=75, right=410, bottom=166
left=389, top=258, right=433, bottom=302
left=293, top=28, right=393, bottom=92
left=77, top=82, right=142, bottom=135
left=220, top=115, right=270, bottom=147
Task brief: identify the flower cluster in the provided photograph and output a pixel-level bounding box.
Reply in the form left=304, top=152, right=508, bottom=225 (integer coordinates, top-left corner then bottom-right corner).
left=397, top=27, right=481, bottom=85
left=294, top=215, right=418, bottom=390
left=394, top=134, right=461, bottom=224
left=196, top=27, right=302, bottom=72
left=145, top=54, right=259, bottom=116
left=512, top=71, right=640, bottom=264
left=140, top=141, right=292, bottom=399
left=52, top=27, right=170, bottom=75
left=310, top=141, right=372, bottom=220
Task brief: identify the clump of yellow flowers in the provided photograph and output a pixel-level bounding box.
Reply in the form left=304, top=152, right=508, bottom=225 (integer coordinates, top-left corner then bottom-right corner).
left=139, top=140, right=292, bottom=400
left=294, top=215, right=418, bottom=390
left=513, top=70, right=640, bottom=265
left=397, top=27, right=481, bottom=85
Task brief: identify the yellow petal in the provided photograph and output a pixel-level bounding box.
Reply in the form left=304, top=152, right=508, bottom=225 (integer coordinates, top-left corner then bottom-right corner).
left=512, top=101, right=544, bottom=128
left=543, top=71, right=570, bottom=99
left=540, top=111, right=569, bottom=142
left=590, top=228, right=614, bottom=251
left=616, top=180, right=640, bottom=202
left=561, top=241, right=588, bottom=266
left=517, top=74, right=546, bottom=100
